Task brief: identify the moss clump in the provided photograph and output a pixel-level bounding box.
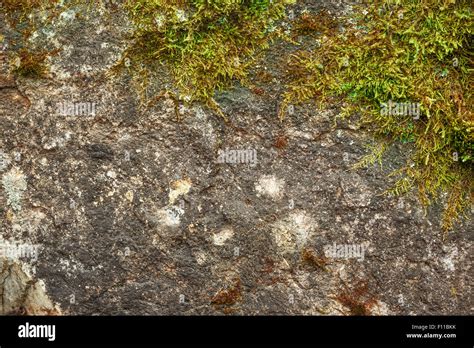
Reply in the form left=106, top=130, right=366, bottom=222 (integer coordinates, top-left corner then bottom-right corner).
left=281, top=0, right=473, bottom=230
left=11, top=48, right=53, bottom=78
left=122, top=0, right=294, bottom=113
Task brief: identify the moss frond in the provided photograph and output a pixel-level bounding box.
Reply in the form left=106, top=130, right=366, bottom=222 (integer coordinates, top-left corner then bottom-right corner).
left=120, top=0, right=295, bottom=108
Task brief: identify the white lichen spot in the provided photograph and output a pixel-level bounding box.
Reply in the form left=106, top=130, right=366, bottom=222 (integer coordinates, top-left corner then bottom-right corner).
left=0, top=150, right=11, bottom=171
left=2, top=167, right=27, bottom=211
left=157, top=206, right=184, bottom=227
left=169, top=178, right=192, bottom=204
left=255, top=175, right=284, bottom=199
left=59, top=258, right=85, bottom=277
left=272, top=211, right=316, bottom=254
left=59, top=9, right=76, bottom=22
left=441, top=246, right=458, bottom=272
left=194, top=251, right=207, bottom=265
left=212, top=228, right=234, bottom=246
left=106, top=170, right=117, bottom=179
left=42, top=132, right=72, bottom=150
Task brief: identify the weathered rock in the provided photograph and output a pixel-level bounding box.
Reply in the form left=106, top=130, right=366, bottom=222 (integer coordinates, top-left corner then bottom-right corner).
left=0, top=0, right=472, bottom=316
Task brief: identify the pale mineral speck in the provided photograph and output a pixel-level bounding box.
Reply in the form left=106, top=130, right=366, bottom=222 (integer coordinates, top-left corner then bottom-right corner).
left=255, top=175, right=284, bottom=199
left=106, top=170, right=117, bottom=179
left=272, top=211, right=316, bottom=254
left=157, top=206, right=184, bottom=227
left=212, top=228, right=234, bottom=246
left=169, top=178, right=192, bottom=204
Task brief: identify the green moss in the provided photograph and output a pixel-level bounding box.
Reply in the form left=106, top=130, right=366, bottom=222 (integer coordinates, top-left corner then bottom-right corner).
left=281, top=0, right=473, bottom=230
left=2, top=0, right=471, bottom=229
left=120, top=0, right=295, bottom=115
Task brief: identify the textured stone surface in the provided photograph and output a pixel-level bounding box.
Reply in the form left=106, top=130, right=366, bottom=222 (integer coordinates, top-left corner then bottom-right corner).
left=0, top=0, right=472, bottom=316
